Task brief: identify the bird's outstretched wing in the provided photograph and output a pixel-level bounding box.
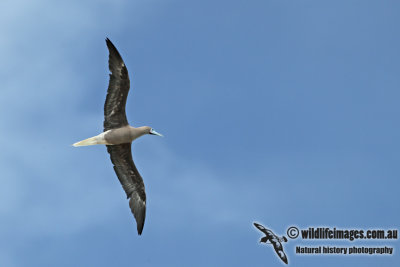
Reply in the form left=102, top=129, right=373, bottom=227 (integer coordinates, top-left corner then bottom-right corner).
left=107, top=143, right=146, bottom=235
left=254, top=222, right=271, bottom=235
left=273, top=244, right=288, bottom=264
left=104, top=38, right=130, bottom=131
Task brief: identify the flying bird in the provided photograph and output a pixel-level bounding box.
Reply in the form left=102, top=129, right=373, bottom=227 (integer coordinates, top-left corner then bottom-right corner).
left=73, top=38, right=163, bottom=235
left=254, top=222, right=288, bottom=264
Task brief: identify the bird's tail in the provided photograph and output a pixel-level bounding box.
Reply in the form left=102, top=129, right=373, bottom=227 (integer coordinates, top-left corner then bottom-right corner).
left=73, top=136, right=99, bottom=146
left=73, top=132, right=108, bottom=147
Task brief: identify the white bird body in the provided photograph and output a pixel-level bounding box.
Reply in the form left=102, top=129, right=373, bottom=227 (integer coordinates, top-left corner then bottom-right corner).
left=73, top=126, right=160, bottom=147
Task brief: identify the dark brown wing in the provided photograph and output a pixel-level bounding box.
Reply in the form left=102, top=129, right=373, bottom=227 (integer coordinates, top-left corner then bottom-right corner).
left=273, top=243, right=288, bottom=264
left=104, top=38, right=130, bottom=131
left=254, top=222, right=272, bottom=236
left=107, top=143, right=146, bottom=235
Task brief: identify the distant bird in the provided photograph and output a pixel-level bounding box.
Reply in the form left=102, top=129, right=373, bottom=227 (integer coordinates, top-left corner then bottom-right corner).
left=254, top=222, right=288, bottom=264
left=73, top=38, right=163, bottom=235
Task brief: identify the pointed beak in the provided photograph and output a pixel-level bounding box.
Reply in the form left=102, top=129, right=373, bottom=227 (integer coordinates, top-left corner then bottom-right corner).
left=150, top=128, right=163, bottom=137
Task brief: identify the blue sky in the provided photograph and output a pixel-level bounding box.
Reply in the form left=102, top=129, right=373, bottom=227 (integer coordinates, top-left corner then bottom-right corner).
left=1, top=0, right=399, bottom=266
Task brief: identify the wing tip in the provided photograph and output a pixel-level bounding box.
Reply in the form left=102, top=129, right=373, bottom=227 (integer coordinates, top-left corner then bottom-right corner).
left=135, top=215, right=145, bottom=235
left=105, top=37, right=116, bottom=51
left=129, top=193, right=146, bottom=236
left=105, top=37, right=115, bottom=49
left=137, top=224, right=144, bottom=235
left=105, top=37, right=125, bottom=69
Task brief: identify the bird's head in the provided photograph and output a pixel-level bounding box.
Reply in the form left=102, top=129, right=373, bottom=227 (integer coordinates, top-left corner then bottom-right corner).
left=145, top=126, right=163, bottom=137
